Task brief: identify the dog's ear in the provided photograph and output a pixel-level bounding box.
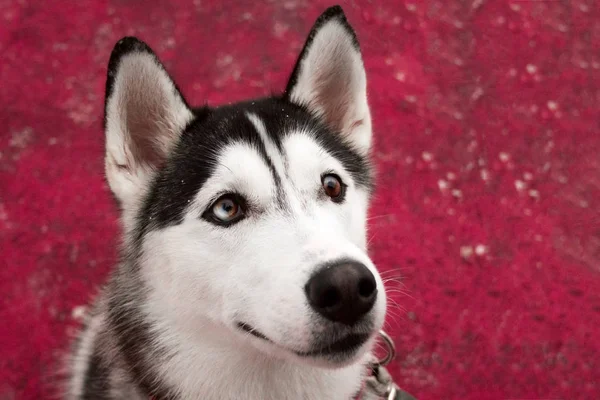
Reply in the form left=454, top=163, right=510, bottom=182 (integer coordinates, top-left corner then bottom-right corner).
left=103, top=37, right=193, bottom=208
left=284, top=6, right=371, bottom=154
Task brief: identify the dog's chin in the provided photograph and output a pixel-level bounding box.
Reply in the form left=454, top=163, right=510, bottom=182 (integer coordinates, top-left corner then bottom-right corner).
left=235, top=322, right=375, bottom=368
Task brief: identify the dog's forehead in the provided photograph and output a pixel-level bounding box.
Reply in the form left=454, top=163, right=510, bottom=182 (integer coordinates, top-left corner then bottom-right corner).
left=138, top=98, right=372, bottom=232
left=182, top=99, right=371, bottom=182
left=189, top=112, right=348, bottom=208
left=195, top=126, right=346, bottom=206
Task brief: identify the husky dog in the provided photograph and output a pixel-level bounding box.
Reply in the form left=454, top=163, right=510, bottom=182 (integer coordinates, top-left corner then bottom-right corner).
left=67, top=5, right=387, bottom=400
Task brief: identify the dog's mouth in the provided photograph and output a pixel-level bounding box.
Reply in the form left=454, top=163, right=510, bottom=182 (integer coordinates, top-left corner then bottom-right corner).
left=237, top=322, right=271, bottom=342
left=295, top=332, right=370, bottom=357
left=236, top=322, right=370, bottom=357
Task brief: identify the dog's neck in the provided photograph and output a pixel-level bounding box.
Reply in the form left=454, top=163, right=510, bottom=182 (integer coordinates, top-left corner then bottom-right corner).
left=147, top=321, right=369, bottom=400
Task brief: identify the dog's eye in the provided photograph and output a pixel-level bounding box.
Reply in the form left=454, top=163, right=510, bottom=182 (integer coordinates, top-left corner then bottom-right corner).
left=214, top=197, right=239, bottom=220
left=204, top=194, right=245, bottom=225
left=322, top=174, right=345, bottom=202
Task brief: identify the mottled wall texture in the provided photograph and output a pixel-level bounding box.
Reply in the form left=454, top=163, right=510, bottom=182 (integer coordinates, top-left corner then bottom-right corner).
left=1, top=1, right=599, bottom=399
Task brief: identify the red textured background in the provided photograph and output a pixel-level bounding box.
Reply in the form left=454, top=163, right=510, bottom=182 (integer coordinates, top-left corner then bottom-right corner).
left=1, top=1, right=599, bottom=399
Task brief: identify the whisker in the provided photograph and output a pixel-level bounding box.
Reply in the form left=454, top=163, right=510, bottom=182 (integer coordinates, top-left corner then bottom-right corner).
left=366, top=233, right=378, bottom=246
left=366, top=214, right=395, bottom=221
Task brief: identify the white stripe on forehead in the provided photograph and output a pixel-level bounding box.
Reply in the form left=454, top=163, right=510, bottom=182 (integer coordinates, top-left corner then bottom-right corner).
left=188, top=142, right=274, bottom=215
left=246, top=112, right=287, bottom=180
left=283, top=132, right=351, bottom=190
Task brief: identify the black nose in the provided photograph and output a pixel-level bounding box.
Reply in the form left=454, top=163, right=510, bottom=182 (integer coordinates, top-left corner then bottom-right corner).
left=305, top=261, right=377, bottom=326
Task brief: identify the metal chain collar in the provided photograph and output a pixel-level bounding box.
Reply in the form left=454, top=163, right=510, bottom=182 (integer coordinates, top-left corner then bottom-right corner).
left=361, top=330, right=417, bottom=400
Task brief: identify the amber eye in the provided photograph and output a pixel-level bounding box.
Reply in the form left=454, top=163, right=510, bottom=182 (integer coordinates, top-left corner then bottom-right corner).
left=204, top=194, right=246, bottom=226
left=322, top=174, right=345, bottom=202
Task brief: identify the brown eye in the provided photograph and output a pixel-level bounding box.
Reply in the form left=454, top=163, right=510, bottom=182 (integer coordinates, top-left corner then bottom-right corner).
left=322, top=174, right=345, bottom=202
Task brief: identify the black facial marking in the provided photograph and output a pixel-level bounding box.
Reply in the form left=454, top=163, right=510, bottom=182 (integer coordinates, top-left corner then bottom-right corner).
left=250, top=98, right=373, bottom=190
left=133, top=103, right=289, bottom=243
left=130, top=97, right=372, bottom=246
left=241, top=114, right=284, bottom=193
left=246, top=112, right=289, bottom=207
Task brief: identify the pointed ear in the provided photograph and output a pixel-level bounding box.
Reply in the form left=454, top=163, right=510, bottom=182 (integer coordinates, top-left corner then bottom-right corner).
left=104, top=37, right=193, bottom=207
left=284, top=6, right=371, bottom=154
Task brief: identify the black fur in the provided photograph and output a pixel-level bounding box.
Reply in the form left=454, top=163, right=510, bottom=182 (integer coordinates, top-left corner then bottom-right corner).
left=82, top=353, right=111, bottom=399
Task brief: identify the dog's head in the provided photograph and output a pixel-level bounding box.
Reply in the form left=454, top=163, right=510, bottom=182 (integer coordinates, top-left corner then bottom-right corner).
left=104, top=6, right=386, bottom=368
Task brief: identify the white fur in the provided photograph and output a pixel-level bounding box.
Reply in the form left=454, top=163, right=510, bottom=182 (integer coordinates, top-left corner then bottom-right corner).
left=68, top=312, right=106, bottom=398
left=136, top=123, right=385, bottom=399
